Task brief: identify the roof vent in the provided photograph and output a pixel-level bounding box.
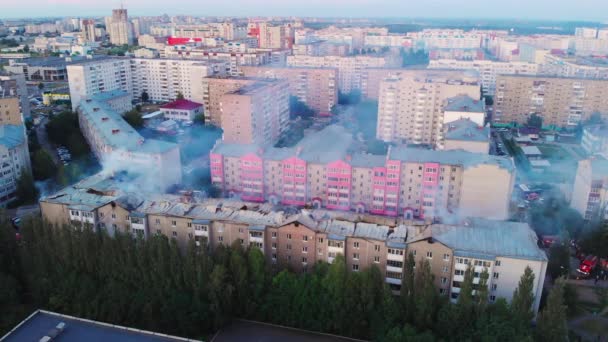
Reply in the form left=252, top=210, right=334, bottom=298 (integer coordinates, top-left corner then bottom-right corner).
left=93, top=107, right=100, bottom=112
left=101, top=117, right=109, bottom=121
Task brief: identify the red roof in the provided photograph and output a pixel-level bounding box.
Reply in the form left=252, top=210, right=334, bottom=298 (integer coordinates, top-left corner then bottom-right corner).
left=161, top=99, right=202, bottom=111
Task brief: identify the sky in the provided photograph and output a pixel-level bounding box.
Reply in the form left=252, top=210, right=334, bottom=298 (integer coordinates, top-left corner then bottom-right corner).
left=1, top=0, right=607, bottom=21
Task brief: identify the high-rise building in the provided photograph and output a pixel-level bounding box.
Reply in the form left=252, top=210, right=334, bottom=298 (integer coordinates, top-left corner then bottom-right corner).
left=81, top=19, right=97, bottom=42
left=571, top=158, right=608, bottom=221
left=376, top=70, right=480, bottom=145
left=210, top=125, right=514, bottom=220
left=286, top=55, right=391, bottom=93
left=220, top=78, right=290, bottom=145
left=494, top=75, right=608, bottom=127
left=0, top=73, right=30, bottom=119
left=239, top=66, right=338, bottom=116
left=108, top=8, right=134, bottom=45
left=201, top=76, right=259, bottom=126
left=0, top=94, right=30, bottom=206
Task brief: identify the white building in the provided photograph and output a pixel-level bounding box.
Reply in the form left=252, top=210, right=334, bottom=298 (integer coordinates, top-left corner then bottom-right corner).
left=159, top=99, right=202, bottom=122
left=108, top=8, right=134, bottom=46
left=0, top=124, right=31, bottom=206
left=429, top=59, right=539, bottom=96
left=581, top=125, right=608, bottom=158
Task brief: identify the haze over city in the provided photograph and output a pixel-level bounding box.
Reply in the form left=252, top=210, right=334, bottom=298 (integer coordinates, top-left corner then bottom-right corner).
left=1, top=2, right=608, bottom=341
left=1, top=0, right=608, bottom=20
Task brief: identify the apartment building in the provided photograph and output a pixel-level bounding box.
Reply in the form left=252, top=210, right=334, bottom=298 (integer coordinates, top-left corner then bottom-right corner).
left=541, top=54, right=608, bottom=79
left=376, top=70, right=480, bottom=145
left=220, top=79, right=290, bottom=145
left=77, top=91, right=181, bottom=191
left=129, top=58, right=227, bottom=104
left=107, top=8, right=134, bottom=45
left=0, top=97, right=25, bottom=126
left=407, top=218, right=547, bottom=314
left=581, top=125, right=608, bottom=158
left=67, top=57, right=133, bottom=109
left=494, top=75, right=608, bottom=127
left=201, top=76, right=258, bottom=125
left=286, top=55, right=390, bottom=93
left=0, top=96, right=30, bottom=206
left=408, top=29, right=482, bottom=51
left=571, top=158, right=608, bottom=221
left=429, top=59, right=539, bottom=96
left=239, top=66, right=338, bottom=115
left=210, top=125, right=515, bottom=221
left=81, top=19, right=97, bottom=42
left=0, top=74, right=30, bottom=119
left=163, top=47, right=278, bottom=76
left=40, top=174, right=545, bottom=315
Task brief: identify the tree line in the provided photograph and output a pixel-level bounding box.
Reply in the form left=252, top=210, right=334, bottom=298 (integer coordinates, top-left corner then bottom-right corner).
left=1, top=216, right=568, bottom=341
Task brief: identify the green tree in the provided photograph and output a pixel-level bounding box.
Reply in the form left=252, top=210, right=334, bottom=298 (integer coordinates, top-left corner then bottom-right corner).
left=547, top=244, right=570, bottom=279
left=535, top=278, right=568, bottom=342
left=123, top=109, right=144, bottom=128
left=289, top=96, right=316, bottom=119
left=31, top=150, right=56, bottom=180
left=413, top=258, right=437, bottom=330
left=193, top=113, right=205, bottom=125
left=141, top=91, right=149, bottom=103
left=527, top=113, right=543, bottom=129
left=511, top=266, right=536, bottom=331
left=37, top=82, right=43, bottom=90
left=176, top=92, right=185, bottom=100
left=15, top=170, right=38, bottom=205
left=400, top=252, right=416, bottom=322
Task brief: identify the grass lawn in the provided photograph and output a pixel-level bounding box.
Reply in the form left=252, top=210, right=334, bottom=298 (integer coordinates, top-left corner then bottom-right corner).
left=578, top=317, right=608, bottom=336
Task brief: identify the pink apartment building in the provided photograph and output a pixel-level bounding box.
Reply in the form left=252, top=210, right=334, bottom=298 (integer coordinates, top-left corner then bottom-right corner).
left=210, top=125, right=515, bottom=221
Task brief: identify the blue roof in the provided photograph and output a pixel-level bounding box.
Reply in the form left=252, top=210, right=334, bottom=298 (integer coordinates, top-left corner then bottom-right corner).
left=2, top=310, right=194, bottom=342
left=0, top=124, right=25, bottom=149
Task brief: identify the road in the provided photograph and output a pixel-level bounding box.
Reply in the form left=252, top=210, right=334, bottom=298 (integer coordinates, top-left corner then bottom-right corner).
left=35, top=116, right=59, bottom=164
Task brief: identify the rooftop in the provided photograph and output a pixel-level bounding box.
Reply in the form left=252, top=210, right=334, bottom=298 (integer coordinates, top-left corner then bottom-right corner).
left=1, top=310, right=194, bottom=342
left=0, top=124, right=25, bottom=149
left=409, top=218, right=547, bottom=261
left=522, top=146, right=542, bottom=156
left=11, top=55, right=111, bottom=67
left=444, top=95, right=485, bottom=113
left=590, top=157, right=608, bottom=176
left=444, top=119, right=490, bottom=142
left=584, top=124, right=608, bottom=137
left=160, top=99, right=202, bottom=111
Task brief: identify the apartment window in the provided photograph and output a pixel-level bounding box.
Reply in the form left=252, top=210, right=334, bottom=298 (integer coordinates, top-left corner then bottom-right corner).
left=99, top=212, right=104, bottom=218
left=238, top=228, right=244, bottom=233
left=443, top=253, right=450, bottom=261
left=218, top=236, right=224, bottom=242
left=172, top=231, right=177, bottom=237
left=318, top=237, right=324, bottom=243
left=188, top=233, right=193, bottom=239
left=272, top=232, right=277, bottom=238
left=439, top=288, right=446, bottom=295
left=302, top=257, right=308, bottom=264
left=171, top=220, right=177, bottom=227
left=111, top=213, right=116, bottom=219
left=426, top=251, right=433, bottom=259
left=354, top=242, right=360, bottom=248
left=318, top=248, right=323, bottom=255
left=489, top=295, right=496, bottom=302
left=352, top=264, right=359, bottom=271
left=374, top=256, right=380, bottom=263
left=155, top=219, right=161, bottom=225
left=374, top=245, right=380, bottom=252
left=302, top=246, right=308, bottom=253
left=272, top=242, right=277, bottom=249
left=287, top=244, right=292, bottom=250
left=239, top=238, right=244, bottom=245
left=495, top=260, right=501, bottom=267
left=442, top=266, right=449, bottom=273
left=441, top=277, right=448, bottom=284
left=455, top=269, right=465, bottom=276
left=493, top=272, right=499, bottom=279
left=156, top=229, right=161, bottom=235
left=412, top=250, right=416, bottom=256
left=287, top=234, right=292, bottom=240
left=187, top=222, right=192, bottom=228
left=491, top=284, right=498, bottom=291
left=287, top=255, right=292, bottom=261
left=353, top=253, right=360, bottom=260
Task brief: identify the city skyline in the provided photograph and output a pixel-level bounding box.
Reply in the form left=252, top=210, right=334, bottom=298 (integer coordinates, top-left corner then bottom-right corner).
left=1, top=0, right=608, bottom=21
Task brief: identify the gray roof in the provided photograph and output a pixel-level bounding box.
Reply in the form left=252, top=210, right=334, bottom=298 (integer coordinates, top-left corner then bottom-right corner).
left=388, top=146, right=515, bottom=171
left=80, top=92, right=178, bottom=154
left=444, top=119, right=490, bottom=142
left=412, top=218, right=547, bottom=261
left=444, top=95, right=485, bottom=113
left=0, top=124, right=25, bottom=149
left=584, top=124, right=608, bottom=138
left=1, top=310, right=194, bottom=342
left=522, top=146, right=542, bottom=156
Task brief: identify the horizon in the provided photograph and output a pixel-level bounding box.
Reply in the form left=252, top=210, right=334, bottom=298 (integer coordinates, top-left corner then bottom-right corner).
left=1, top=0, right=608, bottom=21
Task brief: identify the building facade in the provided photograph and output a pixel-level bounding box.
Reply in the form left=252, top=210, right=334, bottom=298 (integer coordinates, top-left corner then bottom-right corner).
left=581, top=125, right=608, bottom=158
left=210, top=125, right=515, bottom=221
left=160, top=99, right=203, bottom=122
left=239, top=65, right=338, bottom=116
left=0, top=124, right=31, bottom=206
left=571, top=158, right=608, bottom=221
left=108, top=8, right=134, bottom=46
left=376, top=70, right=480, bottom=145
left=494, top=75, right=608, bottom=127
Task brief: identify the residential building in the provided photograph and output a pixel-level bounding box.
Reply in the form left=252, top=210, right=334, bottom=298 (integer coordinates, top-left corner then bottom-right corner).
left=571, top=158, right=608, bottom=221
left=286, top=55, right=391, bottom=93
left=108, top=8, right=134, bottom=45
left=0, top=123, right=30, bottom=206
left=376, top=70, right=480, bottom=145
left=239, top=65, right=338, bottom=115
left=408, top=29, right=482, bottom=51
left=407, top=218, right=547, bottom=314
left=220, top=79, right=290, bottom=145
left=5, top=56, right=109, bottom=82
left=0, top=97, right=25, bottom=126
left=443, top=95, right=486, bottom=126
left=163, top=47, right=277, bottom=76
left=494, top=75, right=608, bottom=127
left=67, top=57, right=133, bottom=109
left=541, top=54, right=608, bottom=79
left=40, top=174, right=545, bottom=316
left=77, top=91, right=181, bottom=191
left=210, top=125, right=515, bottom=220
left=160, top=99, right=202, bottom=122
left=0, top=73, right=30, bottom=119
left=575, top=27, right=599, bottom=39
left=440, top=118, right=490, bottom=154
left=201, top=76, right=259, bottom=126
left=81, top=19, right=97, bottom=42
left=581, top=125, right=608, bottom=158
left=428, top=59, right=539, bottom=96
left=429, top=48, right=485, bottom=61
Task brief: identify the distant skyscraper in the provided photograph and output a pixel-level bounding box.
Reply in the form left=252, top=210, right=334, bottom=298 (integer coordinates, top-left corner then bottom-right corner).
left=82, top=19, right=96, bottom=42
left=108, top=8, right=134, bottom=45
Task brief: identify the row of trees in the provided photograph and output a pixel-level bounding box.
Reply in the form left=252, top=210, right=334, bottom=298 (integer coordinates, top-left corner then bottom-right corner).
left=1, top=217, right=569, bottom=341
